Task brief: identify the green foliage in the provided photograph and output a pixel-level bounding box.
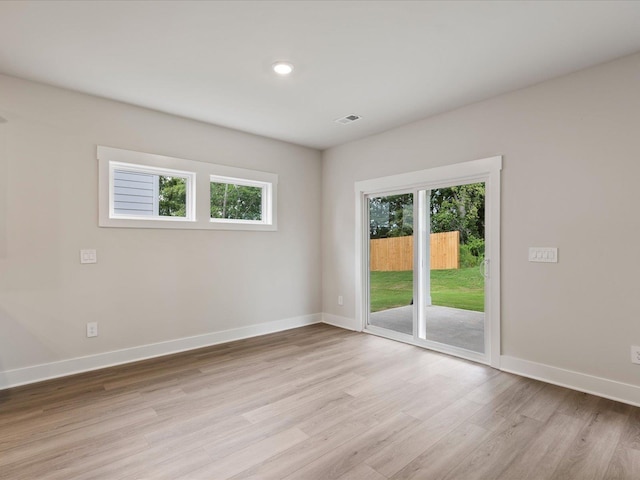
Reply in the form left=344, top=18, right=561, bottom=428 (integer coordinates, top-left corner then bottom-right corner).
left=369, top=268, right=484, bottom=313
left=369, top=184, right=485, bottom=244
left=459, top=244, right=477, bottom=268
left=459, top=235, right=485, bottom=268
left=158, top=176, right=187, bottom=217
left=465, top=235, right=485, bottom=257
left=369, top=194, right=413, bottom=239
left=210, top=182, right=262, bottom=220
left=430, top=183, right=485, bottom=243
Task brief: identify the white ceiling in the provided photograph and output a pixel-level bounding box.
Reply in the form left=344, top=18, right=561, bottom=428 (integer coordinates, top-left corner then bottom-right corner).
left=1, top=1, right=640, bottom=150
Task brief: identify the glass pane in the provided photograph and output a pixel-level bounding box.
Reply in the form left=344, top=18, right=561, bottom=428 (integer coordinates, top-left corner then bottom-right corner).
left=210, top=182, right=262, bottom=221
left=158, top=176, right=187, bottom=217
left=422, top=182, right=485, bottom=353
left=368, top=193, right=414, bottom=336
left=113, top=170, right=186, bottom=218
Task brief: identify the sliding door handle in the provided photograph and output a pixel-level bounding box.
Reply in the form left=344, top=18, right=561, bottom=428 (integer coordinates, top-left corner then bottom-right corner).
left=481, top=258, right=490, bottom=279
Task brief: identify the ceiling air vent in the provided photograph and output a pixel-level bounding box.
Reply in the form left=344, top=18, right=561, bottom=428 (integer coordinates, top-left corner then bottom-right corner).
left=335, top=114, right=362, bottom=125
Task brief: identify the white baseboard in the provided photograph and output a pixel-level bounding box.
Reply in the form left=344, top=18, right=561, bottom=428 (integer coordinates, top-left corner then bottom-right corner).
left=500, top=355, right=640, bottom=408
left=7, top=316, right=637, bottom=409
left=322, top=313, right=360, bottom=331
left=0, top=313, right=322, bottom=390
left=320, top=318, right=640, bottom=407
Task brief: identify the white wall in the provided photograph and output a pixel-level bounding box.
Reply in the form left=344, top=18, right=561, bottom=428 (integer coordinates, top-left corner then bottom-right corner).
left=0, top=74, right=322, bottom=383
left=322, top=53, right=640, bottom=390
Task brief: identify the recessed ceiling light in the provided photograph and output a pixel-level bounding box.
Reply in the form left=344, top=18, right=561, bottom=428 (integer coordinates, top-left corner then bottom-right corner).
left=272, top=62, right=294, bottom=75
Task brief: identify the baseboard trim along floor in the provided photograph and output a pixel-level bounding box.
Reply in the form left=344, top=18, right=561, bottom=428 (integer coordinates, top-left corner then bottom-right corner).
left=3, top=315, right=640, bottom=409
left=0, top=313, right=322, bottom=390
left=500, top=355, right=640, bottom=408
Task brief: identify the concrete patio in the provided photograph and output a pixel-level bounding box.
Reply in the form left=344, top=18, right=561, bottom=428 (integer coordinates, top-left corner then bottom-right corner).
left=369, top=305, right=484, bottom=353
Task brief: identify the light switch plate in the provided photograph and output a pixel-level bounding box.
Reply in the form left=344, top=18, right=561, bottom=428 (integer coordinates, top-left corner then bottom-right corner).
left=631, top=346, right=640, bottom=365
left=529, top=247, right=558, bottom=263
left=80, top=249, right=97, bottom=264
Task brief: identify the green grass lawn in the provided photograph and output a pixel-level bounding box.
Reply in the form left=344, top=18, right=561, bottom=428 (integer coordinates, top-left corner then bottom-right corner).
left=370, top=267, right=484, bottom=312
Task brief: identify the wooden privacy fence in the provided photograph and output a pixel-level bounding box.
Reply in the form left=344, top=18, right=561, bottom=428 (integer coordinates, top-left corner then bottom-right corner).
left=430, top=231, right=460, bottom=269
left=370, top=231, right=459, bottom=271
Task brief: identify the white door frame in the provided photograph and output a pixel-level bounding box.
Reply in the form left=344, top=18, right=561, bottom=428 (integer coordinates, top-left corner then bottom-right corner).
left=355, top=156, right=502, bottom=368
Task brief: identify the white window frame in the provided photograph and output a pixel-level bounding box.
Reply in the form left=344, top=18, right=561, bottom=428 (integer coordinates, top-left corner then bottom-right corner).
left=98, top=146, right=278, bottom=231
left=109, top=161, right=196, bottom=222
left=209, top=175, right=273, bottom=225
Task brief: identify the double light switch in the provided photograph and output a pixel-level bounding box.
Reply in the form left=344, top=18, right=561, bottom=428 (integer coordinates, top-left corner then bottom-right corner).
left=80, top=249, right=97, bottom=264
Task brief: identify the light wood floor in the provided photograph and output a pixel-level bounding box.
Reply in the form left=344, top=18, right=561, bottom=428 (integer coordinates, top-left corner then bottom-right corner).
left=1, top=324, right=639, bottom=479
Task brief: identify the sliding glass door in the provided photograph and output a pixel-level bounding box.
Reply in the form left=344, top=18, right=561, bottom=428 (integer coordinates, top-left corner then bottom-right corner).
left=367, top=192, right=415, bottom=337
left=416, top=183, right=486, bottom=354
left=358, top=157, right=501, bottom=366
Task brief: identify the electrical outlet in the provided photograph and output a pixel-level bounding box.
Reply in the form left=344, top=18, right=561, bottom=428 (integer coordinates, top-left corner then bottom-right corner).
left=631, top=346, right=640, bottom=365
left=87, top=322, right=98, bottom=338
left=338, top=295, right=344, bottom=306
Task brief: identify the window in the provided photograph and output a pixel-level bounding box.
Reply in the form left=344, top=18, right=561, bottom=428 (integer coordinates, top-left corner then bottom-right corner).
left=98, top=146, right=277, bottom=230
left=210, top=176, right=272, bottom=225
left=110, top=162, right=194, bottom=221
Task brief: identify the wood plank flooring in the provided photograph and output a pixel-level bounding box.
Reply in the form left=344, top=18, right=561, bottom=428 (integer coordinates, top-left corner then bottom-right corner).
left=1, top=324, right=638, bottom=479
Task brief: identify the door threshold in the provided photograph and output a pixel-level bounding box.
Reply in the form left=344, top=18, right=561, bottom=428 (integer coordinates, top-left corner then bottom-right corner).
left=363, top=325, right=490, bottom=366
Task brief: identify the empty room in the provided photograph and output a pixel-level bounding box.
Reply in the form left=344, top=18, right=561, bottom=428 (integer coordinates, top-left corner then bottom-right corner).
left=2, top=1, right=640, bottom=479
